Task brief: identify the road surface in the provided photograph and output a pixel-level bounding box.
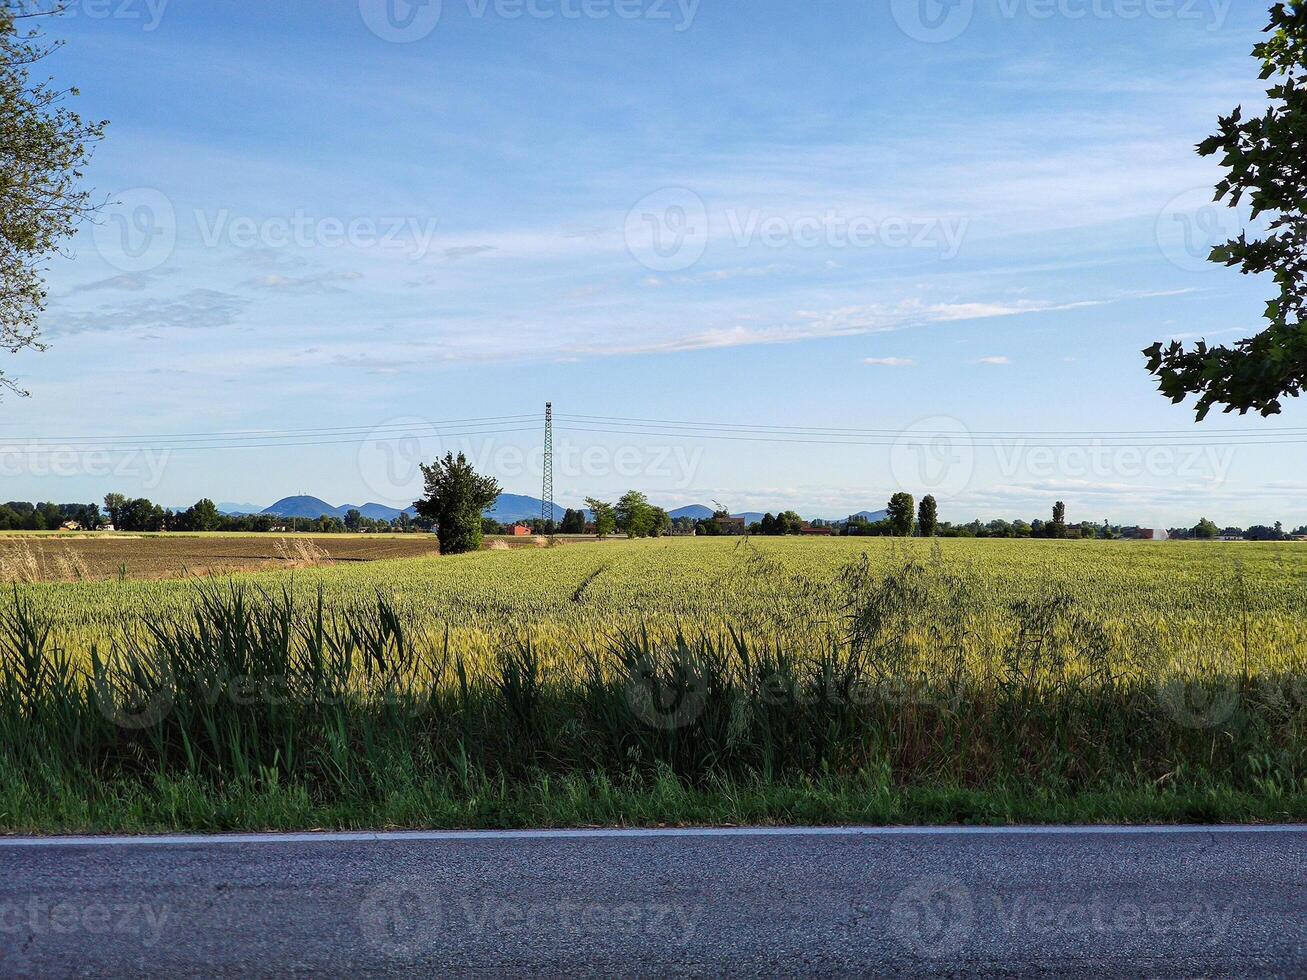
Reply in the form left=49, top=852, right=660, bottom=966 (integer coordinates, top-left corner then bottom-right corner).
left=1, top=825, right=1304, bottom=976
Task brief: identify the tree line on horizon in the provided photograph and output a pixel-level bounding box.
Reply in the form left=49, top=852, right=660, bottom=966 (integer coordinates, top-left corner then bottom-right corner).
left=0, top=495, right=428, bottom=534
left=5, top=481, right=1305, bottom=545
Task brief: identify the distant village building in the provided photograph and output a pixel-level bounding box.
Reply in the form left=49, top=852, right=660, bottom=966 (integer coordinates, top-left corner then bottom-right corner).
left=716, top=516, right=747, bottom=535
left=510, top=524, right=531, bottom=536
left=800, top=522, right=833, bottom=536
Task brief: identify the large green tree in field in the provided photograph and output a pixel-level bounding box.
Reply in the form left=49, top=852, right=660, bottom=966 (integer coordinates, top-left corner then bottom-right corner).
left=414, top=452, right=501, bottom=555
left=184, top=498, right=220, bottom=532
left=917, top=494, right=938, bottom=537
left=584, top=497, right=616, bottom=538
left=887, top=492, right=915, bottom=537
left=1145, top=3, right=1307, bottom=418
left=2, top=5, right=105, bottom=396
left=1051, top=500, right=1068, bottom=539
left=102, top=492, right=127, bottom=529
left=615, top=490, right=655, bottom=538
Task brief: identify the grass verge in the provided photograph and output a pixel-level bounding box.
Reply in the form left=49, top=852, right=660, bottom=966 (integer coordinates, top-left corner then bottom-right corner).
left=4, top=769, right=1307, bottom=836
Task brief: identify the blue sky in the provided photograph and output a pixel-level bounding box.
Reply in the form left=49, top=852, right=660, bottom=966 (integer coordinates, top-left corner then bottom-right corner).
left=6, top=0, right=1304, bottom=526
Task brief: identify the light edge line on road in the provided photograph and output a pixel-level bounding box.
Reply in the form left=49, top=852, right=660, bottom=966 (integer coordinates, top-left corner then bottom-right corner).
left=2, top=824, right=1306, bottom=847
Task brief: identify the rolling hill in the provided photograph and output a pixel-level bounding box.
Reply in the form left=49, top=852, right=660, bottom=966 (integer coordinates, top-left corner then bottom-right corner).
left=483, top=494, right=566, bottom=524
left=259, top=493, right=567, bottom=524
left=260, top=497, right=415, bottom=521
left=261, top=496, right=343, bottom=520
left=668, top=505, right=714, bottom=520
left=254, top=495, right=892, bottom=526
left=852, top=509, right=890, bottom=523
left=216, top=502, right=264, bottom=516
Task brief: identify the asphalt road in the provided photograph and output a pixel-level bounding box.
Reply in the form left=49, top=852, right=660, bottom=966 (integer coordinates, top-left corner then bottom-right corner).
left=1, top=825, right=1304, bottom=977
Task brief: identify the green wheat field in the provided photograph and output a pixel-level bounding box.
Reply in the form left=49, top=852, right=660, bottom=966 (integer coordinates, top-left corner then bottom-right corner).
left=3, top=536, right=1306, bottom=832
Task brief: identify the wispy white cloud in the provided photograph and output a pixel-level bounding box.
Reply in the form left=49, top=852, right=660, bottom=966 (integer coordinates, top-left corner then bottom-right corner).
left=49, top=290, right=248, bottom=335
left=668, top=265, right=782, bottom=285
left=244, top=271, right=363, bottom=293
left=65, top=270, right=178, bottom=295
left=444, top=245, right=497, bottom=260
left=863, top=357, right=914, bottom=367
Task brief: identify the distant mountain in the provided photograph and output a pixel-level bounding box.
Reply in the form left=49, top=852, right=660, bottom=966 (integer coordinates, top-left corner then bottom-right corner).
left=261, top=496, right=341, bottom=520
left=259, top=492, right=573, bottom=524
left=261, top=497, right=418, bottom=521
left=852, top=509, right=890, bottom=523
left=217, top=502, right=263, bottom=516
left=355, top=502, right=413, bottom=522
left=667, top=504, right=893, bottom=525
left=257, top=494, right=889, bottom=527
left=484, top=493, right=565, bottom=524
left=669, top=506, right=795, bottom=524
left=669, top=505, right=714, bottom=520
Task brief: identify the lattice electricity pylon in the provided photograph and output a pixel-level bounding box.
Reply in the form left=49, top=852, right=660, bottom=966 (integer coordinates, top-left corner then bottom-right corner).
left=542, top=402, right=554, bottom=526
